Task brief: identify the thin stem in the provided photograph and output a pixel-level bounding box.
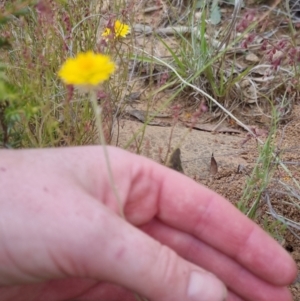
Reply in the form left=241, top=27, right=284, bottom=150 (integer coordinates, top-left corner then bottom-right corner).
left=90, top=91, right=125, bottom=219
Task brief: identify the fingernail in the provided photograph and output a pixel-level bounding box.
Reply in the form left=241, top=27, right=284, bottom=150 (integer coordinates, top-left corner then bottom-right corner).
left=187, top=271, right=227, bottom=301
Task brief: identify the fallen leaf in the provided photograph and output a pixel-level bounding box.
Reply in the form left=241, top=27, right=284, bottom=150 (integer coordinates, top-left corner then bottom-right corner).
left=127, top=109, right=171, bottom=126
left=240, top=79, right=257, bottom=104
left=210, top=3, right=221, bottom=25
left=167, top=148, right=184, bottom=174
left=210, top=153, right=218, bottom=175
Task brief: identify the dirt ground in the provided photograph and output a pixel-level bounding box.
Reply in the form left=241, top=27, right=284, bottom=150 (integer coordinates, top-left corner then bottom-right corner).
left=108, top=0, right=300, bottom=299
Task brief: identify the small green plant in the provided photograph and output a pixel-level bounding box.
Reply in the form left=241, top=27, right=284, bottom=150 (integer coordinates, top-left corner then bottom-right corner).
left=237, top=103, right=281, bottom=219
left=263, top=217, right=287, bottom=242
left=132, top=2, right=253, bottom=121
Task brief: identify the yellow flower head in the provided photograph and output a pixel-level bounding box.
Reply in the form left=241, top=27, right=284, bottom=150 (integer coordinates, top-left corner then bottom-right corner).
left=58, top=51, right=115, bottom=90
left=102, top=20, right=130, bottom=39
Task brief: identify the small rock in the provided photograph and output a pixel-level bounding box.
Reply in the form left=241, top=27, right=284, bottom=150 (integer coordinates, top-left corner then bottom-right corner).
left=245, top=52, right=260, bottom=62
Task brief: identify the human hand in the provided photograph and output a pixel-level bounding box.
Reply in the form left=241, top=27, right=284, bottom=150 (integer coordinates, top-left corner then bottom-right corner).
left=0, top=146, right=296, bottom=301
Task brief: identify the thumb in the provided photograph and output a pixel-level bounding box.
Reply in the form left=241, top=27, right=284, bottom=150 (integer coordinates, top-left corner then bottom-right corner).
left=74, top=205, right=227, bottom=301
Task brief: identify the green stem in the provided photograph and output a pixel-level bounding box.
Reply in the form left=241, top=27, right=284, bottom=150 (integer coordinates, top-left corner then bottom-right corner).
left=90, top=91, right=125, bottom=219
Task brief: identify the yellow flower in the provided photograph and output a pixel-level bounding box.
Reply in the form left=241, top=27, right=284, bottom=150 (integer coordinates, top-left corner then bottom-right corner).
left=58, top=51, right=115, bottom=89
left=102, top=20, right=130, bottom=39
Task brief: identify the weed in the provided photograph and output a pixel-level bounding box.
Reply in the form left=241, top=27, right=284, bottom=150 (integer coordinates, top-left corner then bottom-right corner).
left=237, top=104, right=279, bottom=219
